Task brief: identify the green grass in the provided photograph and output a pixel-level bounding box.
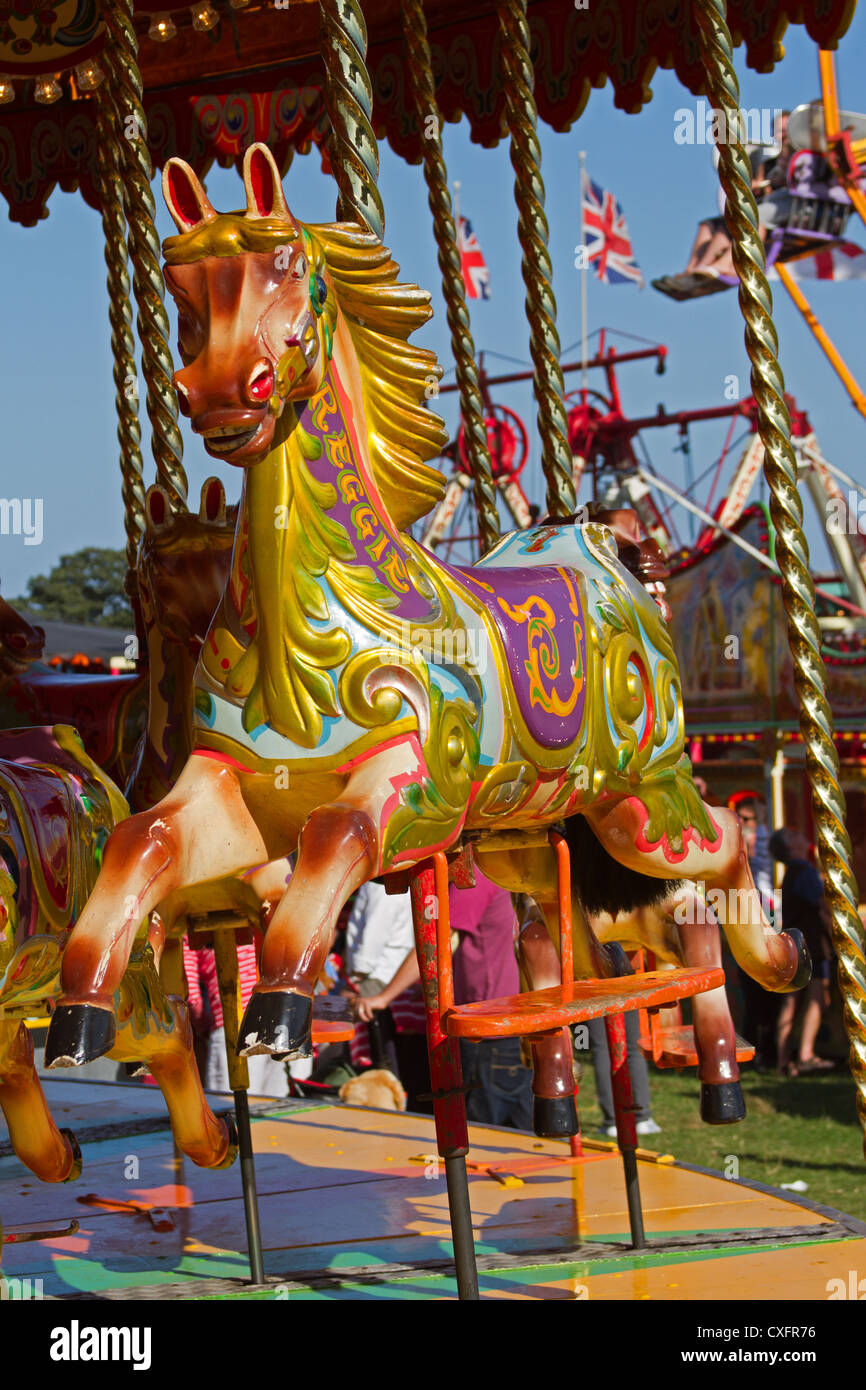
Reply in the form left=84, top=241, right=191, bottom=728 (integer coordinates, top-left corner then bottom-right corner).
left=574, top=1059, right=866, bottom=1222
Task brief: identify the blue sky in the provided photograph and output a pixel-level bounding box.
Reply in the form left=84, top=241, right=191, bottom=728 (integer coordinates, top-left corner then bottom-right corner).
left=1, top=10, right=864, bottom=597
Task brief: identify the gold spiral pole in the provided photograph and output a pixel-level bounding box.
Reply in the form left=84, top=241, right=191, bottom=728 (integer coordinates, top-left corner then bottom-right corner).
left=93, top=93, right=145, bottom=588
left=497, top=0, right=574, bottom=518
left=400, top=0, right=500, bottom=553
left=695, top=0, right=866, bottom=1149
left=100, top=0, right=188, bottom=509
left=319, top=0, right=385, bottom=241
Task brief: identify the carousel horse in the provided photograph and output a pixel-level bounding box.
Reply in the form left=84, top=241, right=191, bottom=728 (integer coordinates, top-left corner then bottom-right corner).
left=0, top=725, right=236, bottom=1179
left=45, top=148, right=809, bottom=1130
left=0, top=588, right=44, bottom=687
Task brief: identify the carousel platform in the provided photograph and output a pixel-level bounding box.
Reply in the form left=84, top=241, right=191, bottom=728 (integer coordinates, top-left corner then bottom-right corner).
left=2, top=1079, right=864, bottom=1301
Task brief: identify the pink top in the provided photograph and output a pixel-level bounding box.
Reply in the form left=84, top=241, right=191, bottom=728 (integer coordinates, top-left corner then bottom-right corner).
left=183, top=939, right=258, bottom=1031
left=449, top=872, right=519, bottom=1005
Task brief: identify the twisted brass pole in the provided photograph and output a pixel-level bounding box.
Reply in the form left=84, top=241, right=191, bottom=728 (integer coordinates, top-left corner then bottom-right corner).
left=400, top=0, right=500, bottom=553
left=319, top=0, right=385, bottom=241
left=497, top=0, right=575, bottom=518
left=101, top=0, right=188, bottom=509
left=695, top=0, right=866, bottom=1150
left=93, top=95, right=145, bottom=588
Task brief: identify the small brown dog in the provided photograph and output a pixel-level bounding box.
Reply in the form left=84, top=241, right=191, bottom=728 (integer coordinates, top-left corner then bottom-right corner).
left=338, top=1069, right=407, bottom=1111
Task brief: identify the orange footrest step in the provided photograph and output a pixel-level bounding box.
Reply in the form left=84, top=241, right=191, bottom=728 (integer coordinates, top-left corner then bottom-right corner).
left=638, top=1024, right=755, bottom=1068
left=443, top=966, right=724, bottom=1040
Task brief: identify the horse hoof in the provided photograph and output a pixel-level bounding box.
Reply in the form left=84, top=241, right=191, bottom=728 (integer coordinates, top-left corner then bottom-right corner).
left=779, top=928, right=812, bottom=993
left=45, top=1004, right=116, bottom=1068
left=212, top=1115, right=239, bottom=1170
left=602, top=942, right=634, bottom=977
left=533, top=1094, right=579, bottom=1138
left=700, top=1081, right=746, bottom=1125
left=59, top=1128, right=83, bottom=1182
left=238, top=990, right=312, bottom=1059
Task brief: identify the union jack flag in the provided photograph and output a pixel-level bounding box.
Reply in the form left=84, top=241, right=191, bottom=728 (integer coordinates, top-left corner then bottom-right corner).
left=581, top=174, right=643, bottom=286
left=458, top=216, right=491, bottom=300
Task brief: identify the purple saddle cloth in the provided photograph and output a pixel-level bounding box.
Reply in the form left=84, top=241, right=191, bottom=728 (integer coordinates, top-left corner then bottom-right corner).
left=454, top=566, right=587, bottom=750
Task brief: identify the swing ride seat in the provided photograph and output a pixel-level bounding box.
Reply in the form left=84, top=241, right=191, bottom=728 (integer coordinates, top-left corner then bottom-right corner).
left=441, top=966, right=725, bottom=1040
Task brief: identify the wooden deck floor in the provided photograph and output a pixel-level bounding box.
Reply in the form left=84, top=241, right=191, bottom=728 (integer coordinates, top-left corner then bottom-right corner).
left=2, top=1080, right=863, bottom=1300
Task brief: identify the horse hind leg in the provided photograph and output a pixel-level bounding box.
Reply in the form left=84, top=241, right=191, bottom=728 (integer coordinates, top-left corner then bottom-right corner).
left=585, top=798, right=810, bottom=993
left=0, top=1020, right=82, bottom=1182
left=598, top=890, right=746, bottom=1125
left=670, top=888, right=746, bottom=1125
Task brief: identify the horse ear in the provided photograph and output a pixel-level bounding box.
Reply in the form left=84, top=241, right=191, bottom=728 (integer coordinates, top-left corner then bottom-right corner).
left=163, top=159, right=217, bottom=233
left=242, top=143, right=295, bottom=226
left=145, top=484, right=173, bottom=533
left=200, top=477, right=226, bottom=525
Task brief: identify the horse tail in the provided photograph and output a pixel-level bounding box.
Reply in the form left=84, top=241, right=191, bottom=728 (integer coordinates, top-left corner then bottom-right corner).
left=563, top=813, right=676, bottom=916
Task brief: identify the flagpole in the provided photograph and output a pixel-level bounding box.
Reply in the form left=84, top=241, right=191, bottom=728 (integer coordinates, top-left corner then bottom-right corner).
left=453, top=179, right=461, bottom=233
left=579, top=151, right=588, bottom=404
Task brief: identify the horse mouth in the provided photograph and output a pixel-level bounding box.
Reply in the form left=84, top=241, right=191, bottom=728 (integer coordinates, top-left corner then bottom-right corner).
left=200, top=422, right=263, bottom=456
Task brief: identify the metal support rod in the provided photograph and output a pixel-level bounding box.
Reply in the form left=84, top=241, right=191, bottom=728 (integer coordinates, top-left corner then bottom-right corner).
left=319, top=0, right=385, bottom=240
left=409, top=861, right=479, bottom=1300
left=444, top=1154, right=480, bottom=1300
left=212, top=928, right=265, bottom=1284
left=233, top=1088, right=266, bottom=1285
left=100, top=0, right=187, bottom=508
left=497, top=0, right=575, bottom=518
left=92, top=93, right=145, bottom=593
left=400, top=0, right=500, bottom=553
left=695, top=0, right=866, bottom=1152
left=605, top=1012, right=645, bottom=1249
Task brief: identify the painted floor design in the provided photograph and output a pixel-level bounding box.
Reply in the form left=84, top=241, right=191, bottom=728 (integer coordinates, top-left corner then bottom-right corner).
left=1, top=1080, right=863, bottom=1300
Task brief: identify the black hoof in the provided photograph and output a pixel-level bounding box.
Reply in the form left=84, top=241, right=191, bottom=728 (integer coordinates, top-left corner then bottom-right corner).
left=238, top=990, right=312, bottom=1059
left=45, top=1004, right=115, bottom=1068
left=213, top=1115, right=239, bottom=1170
left=602, top=942, right=634, bottom=977
left=700, top=1081, right=746, bottom=1125
left=59, top=1128, right=83, bottom=1182
left=533, top=1094, right=579, bottom=1138
left=779, top=928, right=812, bottom=993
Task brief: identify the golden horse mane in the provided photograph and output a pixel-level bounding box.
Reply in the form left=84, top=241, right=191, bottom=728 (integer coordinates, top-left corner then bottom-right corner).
left=164, top=212, right=449, bottom=530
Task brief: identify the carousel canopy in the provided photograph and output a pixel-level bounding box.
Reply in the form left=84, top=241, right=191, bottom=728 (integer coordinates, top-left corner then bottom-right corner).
left=0, top=0, right=855, bottom=225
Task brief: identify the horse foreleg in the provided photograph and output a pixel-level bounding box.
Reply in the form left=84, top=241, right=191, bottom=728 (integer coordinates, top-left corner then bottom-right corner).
left=0, top=1020, right=82, bottom=1182
left=47, top=756, right=268, bottom=1068
left=587, top=800, right=809, bottom=993
left=239, top=745, right=416, bottom=1058
left=239, top=803, right=377, bottom=1058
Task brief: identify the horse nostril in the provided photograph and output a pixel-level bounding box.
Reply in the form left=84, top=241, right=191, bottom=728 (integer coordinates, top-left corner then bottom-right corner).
left=174, top=378, right=192, bottom=417
left=248, top=364, right=274, bottom=402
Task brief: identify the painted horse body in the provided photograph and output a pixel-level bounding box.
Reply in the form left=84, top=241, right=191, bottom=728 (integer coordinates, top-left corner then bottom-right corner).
left=46, top=147, right=808, bottom=1111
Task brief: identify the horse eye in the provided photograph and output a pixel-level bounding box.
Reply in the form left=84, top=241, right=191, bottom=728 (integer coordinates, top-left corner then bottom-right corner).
left=291, top=254, right=307, bottom=281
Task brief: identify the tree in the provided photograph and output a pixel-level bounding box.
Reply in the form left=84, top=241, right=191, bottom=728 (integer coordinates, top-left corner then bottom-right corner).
left=16, top=549, right=133, bottom=628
